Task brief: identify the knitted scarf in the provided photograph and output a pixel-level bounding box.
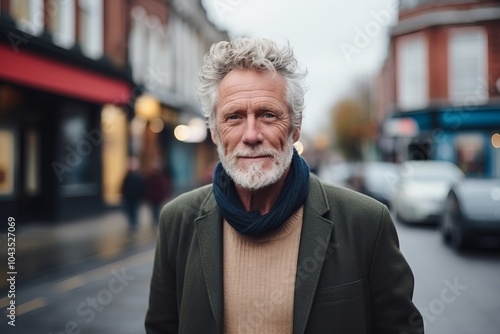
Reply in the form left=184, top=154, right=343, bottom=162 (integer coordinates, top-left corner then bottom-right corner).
left=212, top=149, right=310, bottom=236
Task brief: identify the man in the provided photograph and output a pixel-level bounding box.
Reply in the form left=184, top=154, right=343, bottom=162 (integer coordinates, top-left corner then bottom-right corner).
left=145, top=37, right=424, bottom=334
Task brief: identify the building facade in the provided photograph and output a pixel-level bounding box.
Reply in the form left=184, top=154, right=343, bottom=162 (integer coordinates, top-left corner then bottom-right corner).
left=127, top=0, right=226, bottom=195
left=0, top=0, right=225, bottom=223
left=376, top=0, right=500, bottom=177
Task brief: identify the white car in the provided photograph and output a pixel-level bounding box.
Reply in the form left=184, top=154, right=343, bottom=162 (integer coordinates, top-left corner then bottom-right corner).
left=391, top=160, right=465, bottom=223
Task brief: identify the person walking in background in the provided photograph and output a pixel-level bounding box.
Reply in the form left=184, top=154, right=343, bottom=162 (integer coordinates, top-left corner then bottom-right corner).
left=145, top=37, right=424, bottom=333
left=145, top=162, right=172, bottom=228
left=121, top=156, right=145, bottom=235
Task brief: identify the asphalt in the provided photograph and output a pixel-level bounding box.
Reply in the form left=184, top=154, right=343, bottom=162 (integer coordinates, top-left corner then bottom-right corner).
left=0, top=204, right=159, bottom=290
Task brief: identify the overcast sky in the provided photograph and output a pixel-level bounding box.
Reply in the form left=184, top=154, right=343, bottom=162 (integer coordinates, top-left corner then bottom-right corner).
left=201, top=0, right=399, bottom=138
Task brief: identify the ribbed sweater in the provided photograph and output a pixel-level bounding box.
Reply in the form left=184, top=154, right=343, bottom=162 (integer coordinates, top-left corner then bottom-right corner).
left=222, top=206, right=304, bottom=334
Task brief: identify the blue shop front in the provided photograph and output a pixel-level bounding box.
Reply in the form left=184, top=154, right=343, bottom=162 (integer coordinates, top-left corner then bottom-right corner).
left=383, top=105, right=500, bottom=178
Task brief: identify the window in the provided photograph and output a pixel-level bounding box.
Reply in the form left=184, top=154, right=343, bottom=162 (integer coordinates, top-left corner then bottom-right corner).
left=78, top=0, right=103, bottom=59
left=129, top=6, right=147, bottom=83
left=50, top=0, right=75, bottom=48
left=129, top=7, right=172, bottom=91
left=397, top=33, right=429, bottom=111
left=448, top=27, right=488, bottom=106
left=10, top=0, right=43, bottom=35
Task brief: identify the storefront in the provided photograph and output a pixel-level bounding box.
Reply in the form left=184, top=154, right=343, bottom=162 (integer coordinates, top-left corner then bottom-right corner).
left=382, top=105, right=500, bottom=177
left=0, top=43, right=132, bottom=222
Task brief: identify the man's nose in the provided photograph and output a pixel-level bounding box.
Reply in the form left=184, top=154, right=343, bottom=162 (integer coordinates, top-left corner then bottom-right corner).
left=242, top=117, right=263, bottom=145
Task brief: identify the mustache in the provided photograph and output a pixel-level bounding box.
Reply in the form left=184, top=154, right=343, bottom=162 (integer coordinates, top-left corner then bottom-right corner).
left=231, top=147, right=280, bottom=158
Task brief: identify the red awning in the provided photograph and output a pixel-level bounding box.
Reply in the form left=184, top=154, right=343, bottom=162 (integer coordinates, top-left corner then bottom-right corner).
left=0, top=44, right=131, bottom=104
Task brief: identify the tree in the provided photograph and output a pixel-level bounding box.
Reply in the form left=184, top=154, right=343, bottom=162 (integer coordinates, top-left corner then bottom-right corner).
left=332, top=99, right=364, bottom=161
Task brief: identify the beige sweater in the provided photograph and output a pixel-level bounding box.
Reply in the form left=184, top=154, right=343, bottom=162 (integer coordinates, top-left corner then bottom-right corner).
left=223, top=207, right=304, bottom=334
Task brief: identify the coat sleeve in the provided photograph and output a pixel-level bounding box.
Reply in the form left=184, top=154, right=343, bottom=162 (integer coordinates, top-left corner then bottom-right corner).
left=145, top=208, right=179, bottom=334
left=368, top=206, right=424, bottom=334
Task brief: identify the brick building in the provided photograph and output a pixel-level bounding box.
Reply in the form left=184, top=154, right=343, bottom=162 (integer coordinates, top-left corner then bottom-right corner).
left=376, top=0, right=500, bottom=177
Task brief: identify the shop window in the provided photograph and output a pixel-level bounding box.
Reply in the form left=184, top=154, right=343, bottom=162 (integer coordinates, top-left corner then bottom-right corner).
left=396, top=33, right=429, bottom=111
left=455, top=133, right=485, bottom=177
left=448, top=27, right=488, bottom=106
left=0, top=129, right=16, bottom=196
left=55, top=104, right=100, bottom=196
left=101, top=105, right=128, bottom=205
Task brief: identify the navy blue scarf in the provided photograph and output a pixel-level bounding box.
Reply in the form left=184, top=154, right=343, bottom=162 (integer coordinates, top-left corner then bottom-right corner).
left=212, top=149, right=310, bottom=236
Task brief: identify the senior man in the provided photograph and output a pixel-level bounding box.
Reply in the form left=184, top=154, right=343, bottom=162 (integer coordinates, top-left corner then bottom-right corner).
left=145, top=37, right=424, bottom=334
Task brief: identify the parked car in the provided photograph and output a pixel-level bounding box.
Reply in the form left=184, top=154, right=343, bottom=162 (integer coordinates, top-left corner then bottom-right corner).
left=319, top=161, right=399, bottom=207
left=391, top=160, right=465, bottom=223
left=440, top=178, right=500, bottom=250
left=359, top=161, right=399, bottom=208
left=317, top=161, right=352, bottom=188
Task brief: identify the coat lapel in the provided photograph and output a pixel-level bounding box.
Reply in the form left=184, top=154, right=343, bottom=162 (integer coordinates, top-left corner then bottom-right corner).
left=293, top=175, right=335, bottom=334
left=195, top=191, right=224, bottom=333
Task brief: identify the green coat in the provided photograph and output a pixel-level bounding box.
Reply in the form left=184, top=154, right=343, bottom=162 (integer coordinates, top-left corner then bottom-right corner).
left=145, top=174, right=424, bottom=333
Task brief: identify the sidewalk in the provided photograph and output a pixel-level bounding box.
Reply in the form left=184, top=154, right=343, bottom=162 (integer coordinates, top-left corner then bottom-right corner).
left=1, top=204, right=158, bottom=290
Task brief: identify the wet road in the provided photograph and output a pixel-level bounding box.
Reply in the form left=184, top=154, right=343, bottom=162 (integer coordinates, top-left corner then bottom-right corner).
left=0, top=206, right=157, bottom=334
left=396, top=220, right=500, bottom=334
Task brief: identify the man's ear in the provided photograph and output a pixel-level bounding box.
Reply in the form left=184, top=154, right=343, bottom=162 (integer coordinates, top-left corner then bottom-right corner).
left=292, top=126, right=301, bottom=143
left=210, top=129, right=218, bottom=145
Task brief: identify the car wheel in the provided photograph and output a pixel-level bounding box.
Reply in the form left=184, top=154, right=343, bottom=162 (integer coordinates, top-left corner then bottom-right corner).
left=451, top=219, right=472, bottom=250
left=441, top=217, right=451, bottom=243
left=441, top=200, right=454, bottom=243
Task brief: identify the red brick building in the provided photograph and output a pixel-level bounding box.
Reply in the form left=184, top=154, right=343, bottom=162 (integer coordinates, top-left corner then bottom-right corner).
left=376, top=0, right=500, bottom=177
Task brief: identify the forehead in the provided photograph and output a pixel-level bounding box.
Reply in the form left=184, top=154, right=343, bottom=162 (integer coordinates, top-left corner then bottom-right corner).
left=217, top=69, right=287, bottom=104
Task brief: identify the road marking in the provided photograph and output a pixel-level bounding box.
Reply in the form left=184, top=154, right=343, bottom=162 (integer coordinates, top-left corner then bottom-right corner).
left=0, top=296, right=9, bottom=308
left=17, top=297, right=47, bottom=316
left=53, top=275, right=86, bottom=293
left=53, top=248, right=154, bottom=294
left=11, top=248, right=155, bottom=317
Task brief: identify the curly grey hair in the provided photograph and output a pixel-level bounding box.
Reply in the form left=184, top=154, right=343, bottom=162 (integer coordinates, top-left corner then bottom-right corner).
left=194, top=37, right=307, bottom=131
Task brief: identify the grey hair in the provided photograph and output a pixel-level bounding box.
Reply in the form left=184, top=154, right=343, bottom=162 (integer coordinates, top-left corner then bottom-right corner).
left=194, top=37, right=308, bottom=131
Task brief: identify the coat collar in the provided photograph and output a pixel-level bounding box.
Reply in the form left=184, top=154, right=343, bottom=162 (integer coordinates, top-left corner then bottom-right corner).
left=195, top=174, right=334, bottom=334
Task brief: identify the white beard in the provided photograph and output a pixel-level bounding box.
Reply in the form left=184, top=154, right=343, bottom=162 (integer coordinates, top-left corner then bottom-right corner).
left=217, top=135, right=295, bottom=191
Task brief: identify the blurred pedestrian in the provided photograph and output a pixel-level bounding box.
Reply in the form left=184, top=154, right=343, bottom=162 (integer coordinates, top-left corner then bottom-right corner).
left=145, top=162, right=172, bottom=227
left=121, top=157, right=145, bottom=234
left=145, top=37, right=424, bottom=333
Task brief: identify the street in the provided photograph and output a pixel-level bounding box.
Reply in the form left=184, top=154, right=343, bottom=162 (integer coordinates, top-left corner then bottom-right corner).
left=396, top=219, right=500, bottom=334
left=2, top=245, right=155, bottom=334
left=0, top=207, right=158, bottom=334
left=1, top=211, right=500, bottom=333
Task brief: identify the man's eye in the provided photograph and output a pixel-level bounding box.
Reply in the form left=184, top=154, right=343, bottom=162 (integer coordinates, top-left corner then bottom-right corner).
left=263, top=113, right=276, bottom=119
left=227, top=114, right=240, bottom=120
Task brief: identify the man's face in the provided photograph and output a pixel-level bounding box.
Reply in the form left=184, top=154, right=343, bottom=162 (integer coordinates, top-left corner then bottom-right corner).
left=212, top=69, right=300, bottom=190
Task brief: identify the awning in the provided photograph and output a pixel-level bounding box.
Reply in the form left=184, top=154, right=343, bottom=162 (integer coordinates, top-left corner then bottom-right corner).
left=0, top=44, right=131, bottom=104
